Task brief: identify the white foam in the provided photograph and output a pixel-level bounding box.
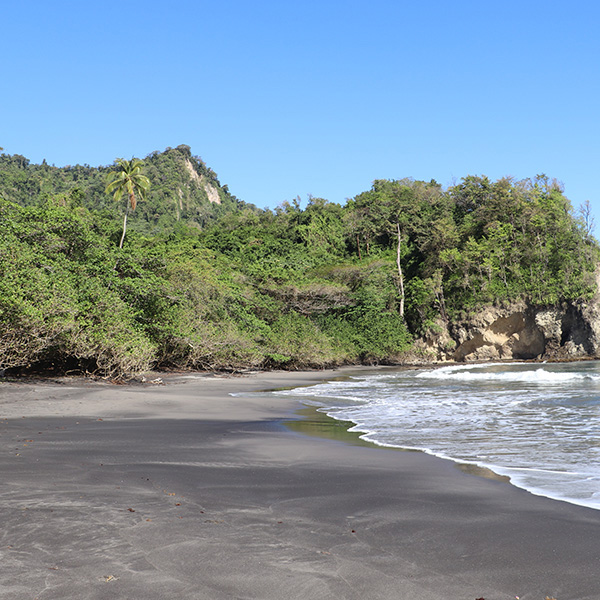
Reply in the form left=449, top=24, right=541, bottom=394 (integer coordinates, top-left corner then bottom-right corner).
left=416, top=366, right=600, bottom=384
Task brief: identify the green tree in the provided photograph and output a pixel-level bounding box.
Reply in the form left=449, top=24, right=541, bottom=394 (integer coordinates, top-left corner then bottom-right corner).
left=105, top=158, right=150, bottom=248
left=353, top=180, right=424, bottom=318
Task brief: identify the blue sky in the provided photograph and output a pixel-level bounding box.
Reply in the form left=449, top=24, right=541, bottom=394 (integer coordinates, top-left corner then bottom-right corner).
left=2, top=1, right=599, bottom=224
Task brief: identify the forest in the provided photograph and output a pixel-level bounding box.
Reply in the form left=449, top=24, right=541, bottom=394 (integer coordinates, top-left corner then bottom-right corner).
left=0, top=145, right=598, bottom=377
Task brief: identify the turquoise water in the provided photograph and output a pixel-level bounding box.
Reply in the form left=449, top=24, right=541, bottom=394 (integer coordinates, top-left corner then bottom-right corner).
left=276, top=362, right=600, bottom=510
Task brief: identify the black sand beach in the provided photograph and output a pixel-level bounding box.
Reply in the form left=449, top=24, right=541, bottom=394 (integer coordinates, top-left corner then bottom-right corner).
left=1, top=369, right=599, bottom=600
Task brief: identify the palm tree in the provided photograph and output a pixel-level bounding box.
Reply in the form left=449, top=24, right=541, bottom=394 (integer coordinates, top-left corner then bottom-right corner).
left=105, top=158, right=150, bottom=248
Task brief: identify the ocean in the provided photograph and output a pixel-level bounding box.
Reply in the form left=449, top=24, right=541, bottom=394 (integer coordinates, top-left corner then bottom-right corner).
left=274, top=361, right=600, bottom=510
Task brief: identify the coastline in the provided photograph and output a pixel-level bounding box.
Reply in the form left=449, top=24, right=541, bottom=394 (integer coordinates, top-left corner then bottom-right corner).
left=1, top=368, right=599, bottom=600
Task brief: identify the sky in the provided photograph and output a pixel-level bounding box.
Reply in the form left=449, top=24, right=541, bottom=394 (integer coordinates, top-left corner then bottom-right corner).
left=2, top=0, right=599, bottom=224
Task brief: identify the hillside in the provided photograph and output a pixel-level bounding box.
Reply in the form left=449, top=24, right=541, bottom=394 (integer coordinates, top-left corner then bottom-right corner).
left=0, top=147, right=599, bottom=377
left=0, top=145, right=250, bottom=234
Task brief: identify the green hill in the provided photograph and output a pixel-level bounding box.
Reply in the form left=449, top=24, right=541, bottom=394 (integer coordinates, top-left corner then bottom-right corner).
left=0, top=147, right=598, bottom=378
left=0, top=145, right=251, bottom=234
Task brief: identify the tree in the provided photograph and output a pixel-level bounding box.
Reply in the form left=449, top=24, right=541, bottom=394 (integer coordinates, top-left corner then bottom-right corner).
left=578, top=199, right=595, bottom=237
left=105, top=158, right=150, bottom=248
left=366, top=180, right=422, bottom=318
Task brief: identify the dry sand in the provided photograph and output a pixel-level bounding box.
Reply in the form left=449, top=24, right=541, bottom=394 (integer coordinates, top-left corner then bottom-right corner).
left=1, top=367, right=599, bottom=600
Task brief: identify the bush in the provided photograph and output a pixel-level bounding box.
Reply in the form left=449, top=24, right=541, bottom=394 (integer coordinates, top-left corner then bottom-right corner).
left=264, top=312, right=342, bottom=369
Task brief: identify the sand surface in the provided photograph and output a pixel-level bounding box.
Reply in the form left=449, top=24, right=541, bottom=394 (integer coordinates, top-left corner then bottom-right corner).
left=1, top=368, right=599, bottom=600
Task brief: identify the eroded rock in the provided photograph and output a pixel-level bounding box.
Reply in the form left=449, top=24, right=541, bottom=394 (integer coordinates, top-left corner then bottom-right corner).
left=417, top=299, right=600, bottom=363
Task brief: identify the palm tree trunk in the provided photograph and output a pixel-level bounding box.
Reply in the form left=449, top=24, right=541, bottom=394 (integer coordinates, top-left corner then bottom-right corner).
left=119, top=204, right=130, bottom=249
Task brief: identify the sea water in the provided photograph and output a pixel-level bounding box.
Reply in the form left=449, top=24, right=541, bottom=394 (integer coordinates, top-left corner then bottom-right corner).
left=274, top=361, right=600, bottom=510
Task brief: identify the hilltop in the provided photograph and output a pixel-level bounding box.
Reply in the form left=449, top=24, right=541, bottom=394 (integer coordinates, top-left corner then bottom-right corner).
left=0, top=145, right=252, bottom=234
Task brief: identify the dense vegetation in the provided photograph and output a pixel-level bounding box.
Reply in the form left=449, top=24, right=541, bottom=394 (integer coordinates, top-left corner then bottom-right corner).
left=0, top=145, right=247, bottom=232
left=0, top=147, right=597, bottom=377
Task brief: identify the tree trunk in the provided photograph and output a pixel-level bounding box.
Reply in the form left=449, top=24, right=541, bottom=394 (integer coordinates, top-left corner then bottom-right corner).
left=119, top=204, right=130, bottom=249
left=396, top=222, right=405, bottom=318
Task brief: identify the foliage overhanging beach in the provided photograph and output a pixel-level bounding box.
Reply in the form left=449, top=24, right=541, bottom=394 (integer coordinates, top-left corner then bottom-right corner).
left=1, top=145, right=598, bottom=378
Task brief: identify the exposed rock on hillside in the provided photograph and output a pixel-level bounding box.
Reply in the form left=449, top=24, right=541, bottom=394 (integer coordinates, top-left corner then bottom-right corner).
left=184, top=157, right=221, bottom=204
left=416, top=299, right=600, bottom=363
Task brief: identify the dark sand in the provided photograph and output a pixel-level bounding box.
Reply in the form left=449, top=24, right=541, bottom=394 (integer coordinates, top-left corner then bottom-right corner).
left=1, top=368, right=599, bottom=600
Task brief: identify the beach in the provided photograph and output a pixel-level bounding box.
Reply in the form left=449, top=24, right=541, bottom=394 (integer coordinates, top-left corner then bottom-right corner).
left=1, top=368, right=599, bottom=600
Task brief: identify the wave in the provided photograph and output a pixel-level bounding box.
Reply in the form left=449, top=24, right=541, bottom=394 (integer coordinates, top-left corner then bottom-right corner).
left=417, top=362, right=531, bottom=374
left=416, top=366, right=600, bottom=384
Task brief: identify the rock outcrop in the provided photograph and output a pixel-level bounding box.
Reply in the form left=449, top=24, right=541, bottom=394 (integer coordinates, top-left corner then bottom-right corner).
left=416, top=300, right=600, bottom=363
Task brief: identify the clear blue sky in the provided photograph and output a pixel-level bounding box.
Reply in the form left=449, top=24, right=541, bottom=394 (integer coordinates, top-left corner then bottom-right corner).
left=2, top=1, right=599, bottom=222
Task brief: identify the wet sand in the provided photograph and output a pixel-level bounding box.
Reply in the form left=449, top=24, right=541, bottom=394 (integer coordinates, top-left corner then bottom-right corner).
left=1, top=368, right=599, bottom=600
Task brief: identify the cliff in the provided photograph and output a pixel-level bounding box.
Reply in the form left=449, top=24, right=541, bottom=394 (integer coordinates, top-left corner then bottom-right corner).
left=416, top=296, right=600, bottom=363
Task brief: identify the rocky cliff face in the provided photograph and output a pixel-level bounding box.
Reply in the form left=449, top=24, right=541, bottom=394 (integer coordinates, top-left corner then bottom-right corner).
left=416, top=299, right=600, bottom=363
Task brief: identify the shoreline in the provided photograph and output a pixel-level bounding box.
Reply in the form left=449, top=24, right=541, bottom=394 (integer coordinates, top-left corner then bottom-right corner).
left=1, top=351, right=590, bottom=383
left=1, top=368, right=600, bottom=599
left=282, top=361, right=600, bottom=513
left=287, top=404, right=513, bottom=484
